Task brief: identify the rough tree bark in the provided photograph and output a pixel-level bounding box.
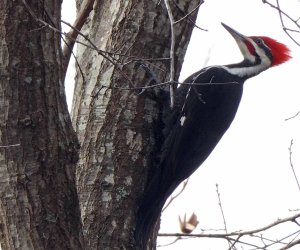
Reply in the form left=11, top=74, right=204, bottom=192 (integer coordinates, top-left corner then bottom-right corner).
left=71, top=0, right=202, bottom=249
left=0, top=0, right=202, bottom=249
left=0, top=1, right=83, bottom=249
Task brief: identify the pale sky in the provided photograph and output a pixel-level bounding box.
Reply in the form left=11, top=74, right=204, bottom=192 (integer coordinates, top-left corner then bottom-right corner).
left=62, top=0, right=300, bottom=249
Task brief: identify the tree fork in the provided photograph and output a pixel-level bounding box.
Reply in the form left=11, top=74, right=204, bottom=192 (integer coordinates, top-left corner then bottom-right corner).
left=72, top=0, right=203, bottom=249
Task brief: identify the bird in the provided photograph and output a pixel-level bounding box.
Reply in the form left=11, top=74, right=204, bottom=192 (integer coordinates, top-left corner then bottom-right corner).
left=135, top=23, right=291, bottom=248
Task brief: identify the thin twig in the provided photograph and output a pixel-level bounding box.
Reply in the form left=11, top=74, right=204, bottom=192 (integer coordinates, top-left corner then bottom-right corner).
left=275, top=0, right=300, bottom=46
left=263, top=0, right=300, bottom=25
left=22, top=1, right=135, bottom=88
left=164, top=0, right=176, bottom=108
left=0, top=144, right=21, bottom=148
left=288, top=139, right=300, bottom=193
left=23, top=0, right=87, bottom=93
left=61, top=20, right=137, bottom=87
left=70, top=47, right=86, bottom=93
left=278, top=238, right=300, bottom=250
left=22, top=0, right=88, bottom=83
left=284, top=27, right=300, bottom=33
left=250, top=229, right=300, bottom=249
left=163, top=178, right=189, bottom=211
left=63, top=22, right=172, bottom=66
left=61, top=20, right=119, bottom=65
left=216, top=184, right=237, bottom=250
left=104, top=80, right=238, bottom=91
left=157, top=236, right=181, bottom=248
left=61, top=21, right=114, bottom=59
left=216, top=184, right=228, bottom=233
left=62, top=0, right=95, bottom=76
left=159, top=212, right=300, bottom=237
left=285, top=110, right=300, bottom=121
left=263, top=0, right=300, bottom=46
left=172, top=0, right=207, bottom=31
left=122, top=57, right=171, bottom=67
left=174, top=1, right=203, bottom=25
left=280, top=230, right=300, bottom=250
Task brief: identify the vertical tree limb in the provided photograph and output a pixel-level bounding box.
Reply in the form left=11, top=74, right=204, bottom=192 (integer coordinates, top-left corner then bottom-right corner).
left=164, top=0, right=176, bottom=108
left=72, top=0, right=202, bottom=249
left=62, top=0, right=95, bottom=79
left=0, top=1, right=83, bottom=249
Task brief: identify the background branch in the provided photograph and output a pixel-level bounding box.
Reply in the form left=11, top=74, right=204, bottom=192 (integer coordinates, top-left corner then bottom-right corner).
left=263, top=0, right=300, bottom=46
left=163, top=179, right=189, bottom=212
left=159, top=212, right=300, bottom=249
left=288, top=139, right=300, bottom=193
left=62, top=0, right=95, bottom=77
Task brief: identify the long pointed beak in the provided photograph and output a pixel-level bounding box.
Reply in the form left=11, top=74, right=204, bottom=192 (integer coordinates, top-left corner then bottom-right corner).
left=221, top=23, right=247, bottom=42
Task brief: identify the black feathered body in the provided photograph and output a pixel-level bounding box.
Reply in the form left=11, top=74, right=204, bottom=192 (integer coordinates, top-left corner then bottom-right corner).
left=136, top=65, right=246, bottom=248
left=135, top=22, right=290, bottom=249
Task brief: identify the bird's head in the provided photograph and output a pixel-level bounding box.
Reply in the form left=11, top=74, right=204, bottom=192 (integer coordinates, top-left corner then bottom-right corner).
left=222, top=23, right=291, bottom=69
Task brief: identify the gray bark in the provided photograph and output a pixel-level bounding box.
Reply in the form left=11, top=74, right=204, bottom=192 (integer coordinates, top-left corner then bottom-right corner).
left=0, top=1, right=83, bottom=249
left=72, top=0, right=201, bottom=249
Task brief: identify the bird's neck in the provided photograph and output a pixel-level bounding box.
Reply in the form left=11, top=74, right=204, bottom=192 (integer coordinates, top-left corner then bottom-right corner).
left=224, top=59, right=271, bottom=79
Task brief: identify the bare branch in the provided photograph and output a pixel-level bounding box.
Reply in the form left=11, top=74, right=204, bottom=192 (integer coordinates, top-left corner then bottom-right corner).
left=216, top=184, right=228, bottom=233
left=159, top=212, right=300, bottom=238
left=22, top=0, right=59, bottom=32
left=262, top=0, right=300, bottom=46
left=284, top=28, right=300, bottom=34
left=22, top=0, right=89, bottom=83
left=62, top=0, right=95, bottom=76
left=0, top=144, right=21, bottom=148
left=172, top=0, right=207, bottom=31
left=164, top=0, right=176, bottom=108
left=61, top=20, right=120, bottom=66
left=61, top=21, right=172, bottom=68
left=275, top=0, right=300, bottom=46
left=288, top=139, right=300, bottom=193
left=174, top=1, right=204, bottom=26
left=22, top=0, right=136, bottom=88
left=278, top=238, right=300, bottom=250
left=102, top=80, right=239, bottom=92
left=285, top=110, right=300, bottom=121
left=215, top=185, right=233, bottom=250
left=157, top=236, right=181, bottom=248
left=262, top=0, right=300, bottom=25
left=61, top=20, right=136, bottom=88
left=163, top=178, right=189, bottom=212
left=215, top=185, right=238, bottom=250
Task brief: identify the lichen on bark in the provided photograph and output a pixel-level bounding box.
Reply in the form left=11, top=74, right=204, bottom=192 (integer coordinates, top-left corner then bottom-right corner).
left=72, top=0, right=202, bottom=249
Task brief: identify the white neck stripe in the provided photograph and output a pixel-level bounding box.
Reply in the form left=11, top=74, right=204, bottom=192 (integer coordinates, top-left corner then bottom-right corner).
left=225, top=63, right=269, bottom=77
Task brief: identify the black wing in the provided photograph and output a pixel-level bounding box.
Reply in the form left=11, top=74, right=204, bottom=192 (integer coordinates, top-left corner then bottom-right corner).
left=136, top=66, right=244, bottom=248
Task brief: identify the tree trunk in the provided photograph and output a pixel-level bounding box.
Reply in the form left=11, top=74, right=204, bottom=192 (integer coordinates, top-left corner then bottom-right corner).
left=71, top=0, right=201, bottom=249
left=0, top=1, right=83, bottom=249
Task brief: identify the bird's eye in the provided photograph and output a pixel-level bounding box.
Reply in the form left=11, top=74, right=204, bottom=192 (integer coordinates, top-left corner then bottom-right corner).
left=255, top=38, right=262, bottom=44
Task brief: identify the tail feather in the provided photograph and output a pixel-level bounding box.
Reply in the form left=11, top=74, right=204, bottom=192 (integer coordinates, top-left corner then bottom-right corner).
left=135, top=161, right=181, bottom=249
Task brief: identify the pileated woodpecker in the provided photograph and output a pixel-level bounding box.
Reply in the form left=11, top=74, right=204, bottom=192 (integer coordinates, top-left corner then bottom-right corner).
left=136, top=23, right=291, bottom=248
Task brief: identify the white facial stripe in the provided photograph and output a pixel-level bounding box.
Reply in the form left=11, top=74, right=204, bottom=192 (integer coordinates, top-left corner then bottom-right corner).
left=228, top=38, right=272, bottom=78
left=237, top=39, right=256, bottom=63
left=250, top=39, right=272, bottom=68
left=260, top=39, right=268, bottom=49
left=225, top=64, right=269, bottom=77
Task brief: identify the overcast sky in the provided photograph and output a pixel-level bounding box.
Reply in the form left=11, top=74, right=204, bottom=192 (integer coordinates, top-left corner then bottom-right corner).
left=62, top=0, right=300, bottom=249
